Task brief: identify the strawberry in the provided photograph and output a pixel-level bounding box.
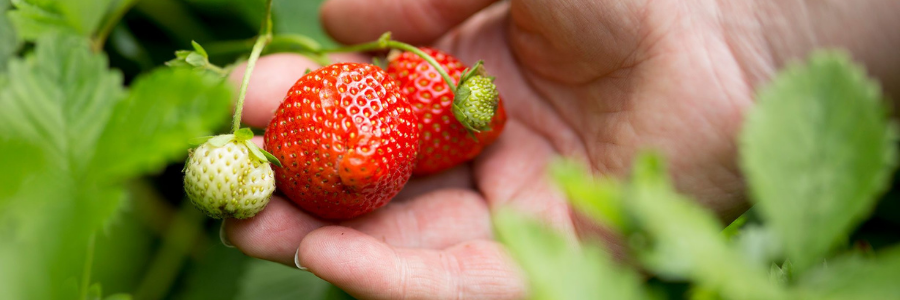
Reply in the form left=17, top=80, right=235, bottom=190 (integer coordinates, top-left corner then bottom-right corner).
left=184, top=130, right=277, bottom=219
left=264, top=63, right=419, bottom=220
left=386, top=47, right=506, bottom=175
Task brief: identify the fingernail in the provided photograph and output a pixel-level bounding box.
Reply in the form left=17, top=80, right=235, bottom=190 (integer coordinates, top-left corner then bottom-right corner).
left=294, top=246, right=308, bottom=271
left=219, top=221, right=235, bottom=248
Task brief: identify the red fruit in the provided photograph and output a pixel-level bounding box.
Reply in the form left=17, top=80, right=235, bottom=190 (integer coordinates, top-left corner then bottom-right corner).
left=264, top=63, right=419, bottom=220
left=387, top=48, right=506, bottom=175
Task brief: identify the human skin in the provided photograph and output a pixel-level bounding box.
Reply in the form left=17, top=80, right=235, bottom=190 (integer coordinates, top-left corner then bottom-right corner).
left=224, top=0, right=900, bottom=299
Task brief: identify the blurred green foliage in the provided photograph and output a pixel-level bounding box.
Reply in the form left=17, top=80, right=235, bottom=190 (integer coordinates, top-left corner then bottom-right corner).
left=1, top=0, right=899, bottom=300
left=741, top=52, right=896, bottom=272
left=0, top=0, right=347, bottom=299
left=496, top=52, right=900, bottom=300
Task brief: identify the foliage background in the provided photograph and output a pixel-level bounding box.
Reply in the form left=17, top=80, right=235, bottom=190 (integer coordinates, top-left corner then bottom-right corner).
left=1, top=0, right=899, bottom=300
left=0, top=0, right=355, bottom=299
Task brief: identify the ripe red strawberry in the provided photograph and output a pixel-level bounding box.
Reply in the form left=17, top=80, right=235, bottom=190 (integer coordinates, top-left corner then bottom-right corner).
left=264, top=63, right=419, bottom=220
left=387, top=48, right=506, bottom=175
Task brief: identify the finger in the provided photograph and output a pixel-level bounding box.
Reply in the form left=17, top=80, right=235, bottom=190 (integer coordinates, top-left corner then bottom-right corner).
left=320, top=0, right=499, bottom=45
left=342, top=188, right=492, bottom=249
left=223, top=196, right=328, bottom=266
left=298, top=226, right=527, bottom=300
left=228, top=155, right=487, bottom=252
left=226, top=189, right=491, bottom=266
left=227, top=53, right=369, bottom=128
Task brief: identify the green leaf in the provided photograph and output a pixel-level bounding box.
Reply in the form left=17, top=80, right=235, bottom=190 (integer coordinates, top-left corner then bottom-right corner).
left=551, top=158, right=628, bottom=232
left=94, top=67, right=232, bottom=179
left=8, top=0, right=116, bottom=40
left=0, top=38, right=128, bottom=295
left=794, top=246, right=900, bottom=300
left=626, top=153, right=784, bottom=300
left=733, top=225, right=782, bottom=267
left=235, top=259, right=340, bottom=300
left=0, top=33, right=124, bottom=174
left=0, top=137, right=43, bottom=200
left=7, top=0, right=74, bottom=40
left=721, top=214, right=747, bottom=241
left=166, top=44, right=226, bottom=76
left=0, top=0, right=20, bottom=72
left=185, top=52, right=207, bottom=67
left=740, top=51, right=897, bottom=271
left=191, top=40, right=208, bottom=58
left=493, top=209, right=646, bottom=300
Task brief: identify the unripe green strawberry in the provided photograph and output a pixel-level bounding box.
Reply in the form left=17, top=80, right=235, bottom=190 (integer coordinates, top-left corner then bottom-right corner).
left=453, top=72, right=499, bottom=132
left=386, top=49, right=506, bottom=175
left=184, top=130, right=279, bottom=219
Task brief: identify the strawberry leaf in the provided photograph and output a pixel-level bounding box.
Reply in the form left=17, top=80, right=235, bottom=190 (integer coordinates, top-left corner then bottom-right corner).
left=185, top=52, right=208, bottom=67
left=550, top=158, right=628, bottom=232
left=0, top=32, right=124, bottom=177
left=626, top=153, right=784, bottom=300
left=795, top=246, right=900, bottom=299
left=190, top=40, right=208, bottom=58
left=493, top=209, right=646, bottom=300
left=0, top=0, right=20, bottom=72
left=8, top=0, right=115, bottom=41
left=0, top=33, right=126, bottom=299
left=94, top=67, right=232, bottom=179
left=740, top=51, right=897, bottom=272
left=0, top=33, right=231, bottom=299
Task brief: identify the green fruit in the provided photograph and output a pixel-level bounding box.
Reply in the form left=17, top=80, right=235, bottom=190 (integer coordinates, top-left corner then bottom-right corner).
left=452, top=61, right=500, bottom=132
left=184, top=133, right=276, bottom=219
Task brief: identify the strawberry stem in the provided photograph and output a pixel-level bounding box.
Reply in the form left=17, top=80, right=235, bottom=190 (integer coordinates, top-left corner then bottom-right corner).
left=323, top=33, right=458, bottom=92
left=232, top=0, right=274, bottom=134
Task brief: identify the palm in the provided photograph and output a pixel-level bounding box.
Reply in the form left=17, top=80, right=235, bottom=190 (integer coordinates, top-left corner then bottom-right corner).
left=226, top=1, right=758, bottom=299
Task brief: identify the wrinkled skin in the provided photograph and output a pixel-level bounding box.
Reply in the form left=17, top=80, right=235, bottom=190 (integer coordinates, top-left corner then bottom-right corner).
left=224, top=0, right=900, bottom=299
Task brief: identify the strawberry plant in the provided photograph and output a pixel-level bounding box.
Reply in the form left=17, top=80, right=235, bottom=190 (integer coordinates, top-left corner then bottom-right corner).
left=1, top=0, right=898, bottom=299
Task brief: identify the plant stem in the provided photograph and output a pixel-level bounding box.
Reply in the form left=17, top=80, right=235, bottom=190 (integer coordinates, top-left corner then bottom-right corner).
left=207, top=63, right=228, bottom=77
left=79, top=233, right=96, bottom=300
left=232, top=0, right=274, bottom=133
left=205, top=34, right=331, bottom=65
left=91, top=0, right=141, bottom=52
left=133, top=201, right=205, bottom=300
left=324, top=35, right=458, bottom=92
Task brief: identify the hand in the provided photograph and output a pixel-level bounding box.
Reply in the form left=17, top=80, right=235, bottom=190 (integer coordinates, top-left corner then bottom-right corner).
left=224, top=0, right=900, bottom=299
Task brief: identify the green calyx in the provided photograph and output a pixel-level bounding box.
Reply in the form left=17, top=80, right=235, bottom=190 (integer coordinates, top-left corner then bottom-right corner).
left=190, top=130, right=282, bottom=167
left=452, top=61, right=499, bottom=132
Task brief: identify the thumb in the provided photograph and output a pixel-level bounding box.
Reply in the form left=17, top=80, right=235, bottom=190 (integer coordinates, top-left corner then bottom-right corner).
left=320, top=0, right=499, bottom=45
